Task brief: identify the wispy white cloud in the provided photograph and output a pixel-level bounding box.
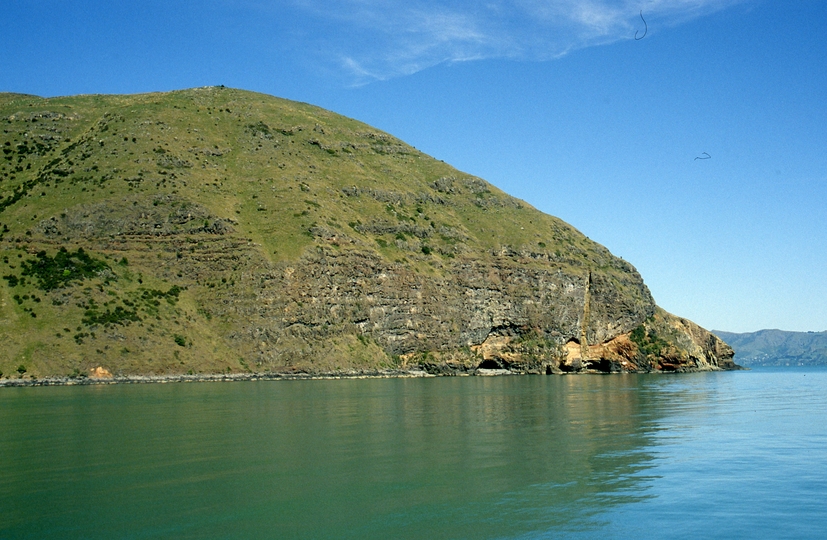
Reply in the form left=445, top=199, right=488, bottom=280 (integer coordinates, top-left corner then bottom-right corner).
left=287, top=0, right=750, bottom=84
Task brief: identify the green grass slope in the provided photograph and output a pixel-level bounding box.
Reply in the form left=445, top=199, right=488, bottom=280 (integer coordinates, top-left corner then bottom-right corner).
left=0, top=87, right=661, bottom=378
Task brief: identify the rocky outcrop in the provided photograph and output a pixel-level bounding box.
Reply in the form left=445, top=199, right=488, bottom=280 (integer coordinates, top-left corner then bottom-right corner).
left=35, top=195, right=234, bottom=238
left=558, top=308, right=737, bottom=373
left=89, top=366, right=113, bottom=378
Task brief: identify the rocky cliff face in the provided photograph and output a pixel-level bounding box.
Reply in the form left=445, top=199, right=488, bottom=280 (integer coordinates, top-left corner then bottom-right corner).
left=0, top=88, right=737, bottom=378
left=220, top=244, right=656, bottom=373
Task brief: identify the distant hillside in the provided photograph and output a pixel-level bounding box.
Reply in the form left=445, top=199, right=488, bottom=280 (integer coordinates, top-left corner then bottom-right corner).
left=713, top=330, right=827, bottom=366
left=0, top=87, right=735, bottom=380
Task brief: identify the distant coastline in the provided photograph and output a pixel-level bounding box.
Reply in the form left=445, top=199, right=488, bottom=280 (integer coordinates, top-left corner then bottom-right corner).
left=714, top=329, right=827, bottom=366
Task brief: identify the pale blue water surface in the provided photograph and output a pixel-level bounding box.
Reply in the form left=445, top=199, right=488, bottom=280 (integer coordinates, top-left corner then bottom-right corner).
left=1, top=367, right=826, bottom=539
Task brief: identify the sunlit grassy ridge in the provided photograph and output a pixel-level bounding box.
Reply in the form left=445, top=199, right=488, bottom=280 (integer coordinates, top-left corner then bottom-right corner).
left=0, top=87, right=652, bottom=378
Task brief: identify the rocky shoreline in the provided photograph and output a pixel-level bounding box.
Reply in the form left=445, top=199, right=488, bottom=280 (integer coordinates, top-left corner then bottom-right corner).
left=0, top=370, right=432, bottom=387
left=0, top=364, right=741, bottom=387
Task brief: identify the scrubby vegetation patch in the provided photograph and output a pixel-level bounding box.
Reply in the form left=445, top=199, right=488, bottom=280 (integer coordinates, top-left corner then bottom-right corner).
left=630, top=322, right=669, bottom=358
left=20, top=247, right=111, bottom=290
left=82, top=304, right=141, bottom=327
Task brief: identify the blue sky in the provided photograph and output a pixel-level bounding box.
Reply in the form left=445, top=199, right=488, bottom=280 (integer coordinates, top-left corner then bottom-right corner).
left=2, top=0, right=826, bottom=333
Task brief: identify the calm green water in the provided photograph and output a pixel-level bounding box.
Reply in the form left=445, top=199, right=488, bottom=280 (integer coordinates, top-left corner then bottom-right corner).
left=2, top=369, right=826, bottom=538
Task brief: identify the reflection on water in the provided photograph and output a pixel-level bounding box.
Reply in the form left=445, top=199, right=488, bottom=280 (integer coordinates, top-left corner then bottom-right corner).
left=0, top=375, right=668, bottom=539
left=599, top=368, right=827, bottom=540
left=12, top=370, right=826, bottom=539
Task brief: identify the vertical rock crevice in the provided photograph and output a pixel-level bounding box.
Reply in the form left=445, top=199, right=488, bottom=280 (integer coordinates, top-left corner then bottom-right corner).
left=580, top=271, right=592, bottom=360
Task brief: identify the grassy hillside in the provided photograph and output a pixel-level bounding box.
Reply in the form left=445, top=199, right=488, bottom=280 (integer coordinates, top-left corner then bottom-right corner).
left=1, top=87, right=656, bottom=379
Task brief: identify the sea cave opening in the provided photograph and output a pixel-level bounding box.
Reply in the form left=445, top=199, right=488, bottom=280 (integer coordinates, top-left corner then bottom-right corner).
left=477, top=359, right=502, bottom=370
left=585, top=359, right=614, bottom=373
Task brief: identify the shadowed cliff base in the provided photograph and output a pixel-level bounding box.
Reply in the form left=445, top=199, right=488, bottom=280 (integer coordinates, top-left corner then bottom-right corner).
left=0, top=88, right=737, bottom=379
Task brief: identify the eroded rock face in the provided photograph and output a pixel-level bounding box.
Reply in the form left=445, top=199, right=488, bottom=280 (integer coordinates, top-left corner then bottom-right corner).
left=154, top=239, right=737, bottom=375
left=89, top=366, right=113, bottom=378
left=558, top=308, right=737, bottom=373
left=215, top=246, right=660, bottom=372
